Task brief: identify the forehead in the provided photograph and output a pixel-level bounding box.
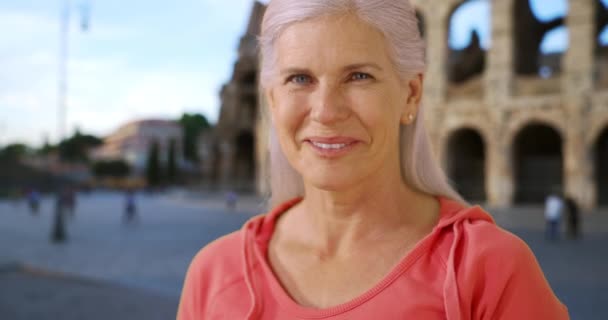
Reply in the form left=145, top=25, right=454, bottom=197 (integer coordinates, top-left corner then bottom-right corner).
left=275, top=14, right=392, bottom=68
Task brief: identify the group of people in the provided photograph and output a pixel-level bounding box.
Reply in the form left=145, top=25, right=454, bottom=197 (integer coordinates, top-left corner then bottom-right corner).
left=545, top=192, right=581, bottom=241
left=19, top=186, right=140, bottom=243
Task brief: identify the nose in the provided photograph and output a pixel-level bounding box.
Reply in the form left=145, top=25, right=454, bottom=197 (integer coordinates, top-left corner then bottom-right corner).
left=310, top=83, right=350, bottom=124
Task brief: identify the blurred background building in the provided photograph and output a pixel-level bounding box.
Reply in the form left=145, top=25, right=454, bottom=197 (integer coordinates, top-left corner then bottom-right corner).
left=91, top=119, right=184, bottom=175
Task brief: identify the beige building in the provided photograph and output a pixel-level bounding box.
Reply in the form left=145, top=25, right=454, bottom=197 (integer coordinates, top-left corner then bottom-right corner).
left=92, top=119, right=183, bottom=175
left=215, top=0, right=608, bottom=209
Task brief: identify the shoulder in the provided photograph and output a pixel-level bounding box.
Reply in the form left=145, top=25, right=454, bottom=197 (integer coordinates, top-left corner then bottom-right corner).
left=177, top=229, right=249, bottom=319
left=448, top=206, right=538, bottom=275
left=465, top=214, right=529, bottom=259
left=185, top=230, right=246, bottom=291
left=444, top=206, right=569, bottom=319
left=177, top=212, right=274, bottom=319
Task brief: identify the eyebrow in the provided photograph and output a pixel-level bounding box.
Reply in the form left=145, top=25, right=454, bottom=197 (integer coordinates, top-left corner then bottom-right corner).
left=343, top=63, right=383, bottom=72
left=279, top=63, right=384, bottom=76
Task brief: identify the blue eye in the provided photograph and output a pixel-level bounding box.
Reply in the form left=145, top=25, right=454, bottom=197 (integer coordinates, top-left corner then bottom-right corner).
left=351, top=72, right=371, bottom=81
left=289, top=75, right=312, bottom=84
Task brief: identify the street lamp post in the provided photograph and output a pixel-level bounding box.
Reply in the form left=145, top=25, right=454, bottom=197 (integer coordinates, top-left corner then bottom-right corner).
left=52, top=0, right=90, bottom=244
left=57, top=0, right=90, bottom=144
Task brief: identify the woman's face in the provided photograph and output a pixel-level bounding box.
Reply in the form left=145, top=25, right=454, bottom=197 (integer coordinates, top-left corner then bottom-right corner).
left=266, top=14, right=422, bottom=191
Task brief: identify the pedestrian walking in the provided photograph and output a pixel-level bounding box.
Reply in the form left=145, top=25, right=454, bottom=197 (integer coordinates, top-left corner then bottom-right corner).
left=225, top=190, right=238, bottom=210
left=27, top=188, right=41, bottom=215
left=544, top=192, right=564, bottom=241
left=124, top=189, right=138, bottom=224
left=64, top=187, right=77, bottom=219
left=51, top=189, right=68, bottom=243
left=565, top=196, right=580, bottom=239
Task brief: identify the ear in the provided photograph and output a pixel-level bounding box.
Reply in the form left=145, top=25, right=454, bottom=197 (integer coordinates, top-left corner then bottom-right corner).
left=400, top=73, right=424, bottom=125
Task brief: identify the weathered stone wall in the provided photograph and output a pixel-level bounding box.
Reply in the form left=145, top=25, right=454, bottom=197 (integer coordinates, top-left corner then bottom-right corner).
left=413, top=0, right=604, bottom=209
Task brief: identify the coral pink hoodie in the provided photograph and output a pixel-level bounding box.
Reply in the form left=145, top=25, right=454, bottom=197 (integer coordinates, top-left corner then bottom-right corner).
left=177, top=197, right=569, bottom=319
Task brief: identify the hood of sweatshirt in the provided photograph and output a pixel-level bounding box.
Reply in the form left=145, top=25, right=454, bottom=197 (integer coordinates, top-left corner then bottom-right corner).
left=239, top=196, right=494, bottom=319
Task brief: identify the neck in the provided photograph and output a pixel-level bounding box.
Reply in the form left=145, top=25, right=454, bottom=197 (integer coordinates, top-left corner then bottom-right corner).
left=293, top=170, right=439, bottom=257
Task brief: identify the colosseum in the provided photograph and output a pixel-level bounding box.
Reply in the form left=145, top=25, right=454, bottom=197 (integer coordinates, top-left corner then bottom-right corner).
left=213, top=0, right=608, bottom=210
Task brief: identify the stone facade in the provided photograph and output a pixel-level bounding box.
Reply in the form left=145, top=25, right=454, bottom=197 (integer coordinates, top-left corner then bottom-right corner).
left=213, top=2, right=266, bottom=191
left=410, top=0, right=607, bottom=209
left=217, top=0, right=608, bottom=209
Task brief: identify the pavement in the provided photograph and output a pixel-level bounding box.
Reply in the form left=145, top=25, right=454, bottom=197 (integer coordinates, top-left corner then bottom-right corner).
left=0, top=190, right=260, bottom=319
left=0, top=263, right=178, bottom=320
left=0, top=191, right=606, bottom=319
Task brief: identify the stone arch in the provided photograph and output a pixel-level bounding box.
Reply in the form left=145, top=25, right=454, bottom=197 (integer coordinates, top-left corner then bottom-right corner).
left=594, top=0, right=608, bottom=88
left=594, top=126, right=608, bottom=206
left=588, top=115, right=608, bottom=147
left=505, top=113, right=566, bottom=149
left=234, top=130, right=255, bottom=190
left=446, top=0, right=489, bottom=99
left=513, top=0, right=566, bottom=77
left=511, top=122, right=564, bottom=204
left=444, top=128, right=487, bottom=202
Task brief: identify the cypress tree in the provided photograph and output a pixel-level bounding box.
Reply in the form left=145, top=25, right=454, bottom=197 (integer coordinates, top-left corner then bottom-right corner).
left=167, top=138, right=178, bottom=183
left=146, top=140, right=161, bottom=187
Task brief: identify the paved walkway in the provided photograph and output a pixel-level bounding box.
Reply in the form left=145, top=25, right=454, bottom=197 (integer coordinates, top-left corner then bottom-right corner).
left=0, top=263, right=178, bottom=320
left=0, top=191, right=259, bottom=319
left=0, top=191, right=606, bottom=319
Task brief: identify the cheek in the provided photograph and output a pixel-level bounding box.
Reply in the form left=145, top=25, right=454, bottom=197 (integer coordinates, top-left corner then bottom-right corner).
left=272, top=92, right=309, bottom=143
left=350, top=91, right=401, bottom=130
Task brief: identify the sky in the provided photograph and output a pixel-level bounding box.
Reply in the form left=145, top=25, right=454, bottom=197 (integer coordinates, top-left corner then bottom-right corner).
left=1, top=0, right=607, bottom=147
left=0, top=0, right=269, bottom=147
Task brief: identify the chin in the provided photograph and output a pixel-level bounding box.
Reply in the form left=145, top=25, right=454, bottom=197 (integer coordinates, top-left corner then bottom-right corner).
left=302, top=169, right=361, bottom=192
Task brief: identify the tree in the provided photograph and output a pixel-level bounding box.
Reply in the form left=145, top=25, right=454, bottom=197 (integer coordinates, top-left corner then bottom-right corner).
left=0, top=143, right=29, bottom=161
left=145, top=140, right=161, bottom=187
left=166, top=138, right=178, bottom=183
left=38, top=139, right=57, bottom=156
left=58, top=129, right=103, bottom=163
left=179, top=113, right=210, bottom=163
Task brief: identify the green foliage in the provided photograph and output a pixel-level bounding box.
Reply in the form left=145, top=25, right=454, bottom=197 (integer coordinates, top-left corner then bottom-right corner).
left=92, top=160, right=131, bottom=178
left=58, top=129, right=103, bottom=163
left=38, top=141, right=57, bottom=155
left=146, top=140, right=161, bottom=186
left=0, top=143, right=29, bottom=161
left=167, top=138, right=178, bottom=182
left=179, top=113, right=210, bottom=163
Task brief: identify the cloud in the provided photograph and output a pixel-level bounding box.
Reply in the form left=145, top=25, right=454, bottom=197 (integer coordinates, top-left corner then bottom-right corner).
left=66, top=68, right=220, bottom=136
left=0, top=6, right=226, bottom=147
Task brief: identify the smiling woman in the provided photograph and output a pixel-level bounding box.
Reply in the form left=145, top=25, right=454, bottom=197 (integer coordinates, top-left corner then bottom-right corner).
left=177, top=1, right=570, bottom=319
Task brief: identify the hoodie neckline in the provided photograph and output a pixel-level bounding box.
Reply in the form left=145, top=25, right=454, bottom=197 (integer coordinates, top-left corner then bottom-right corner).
left=245, top=196, right=490, bottom=319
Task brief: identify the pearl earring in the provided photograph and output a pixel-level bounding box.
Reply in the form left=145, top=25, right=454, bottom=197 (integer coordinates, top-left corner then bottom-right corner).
left=408, top=114, right=414, bottom=122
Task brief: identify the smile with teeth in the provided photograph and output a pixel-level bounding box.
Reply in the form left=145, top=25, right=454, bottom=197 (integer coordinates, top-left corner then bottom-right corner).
left=311, top=142, right=349, bottom=150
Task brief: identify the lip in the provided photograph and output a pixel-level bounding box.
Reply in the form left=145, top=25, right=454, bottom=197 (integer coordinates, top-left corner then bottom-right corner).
left=304, top=136, right=361, bottom=159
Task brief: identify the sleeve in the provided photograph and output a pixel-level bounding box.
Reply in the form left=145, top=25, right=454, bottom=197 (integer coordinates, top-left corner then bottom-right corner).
left=481, top=238, right=569, bottom=319
left=445, top=222, right=569, bottom=320
left=176, top=231, right=246, bottom=320
left=176, top=252, right=205, bottom=320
